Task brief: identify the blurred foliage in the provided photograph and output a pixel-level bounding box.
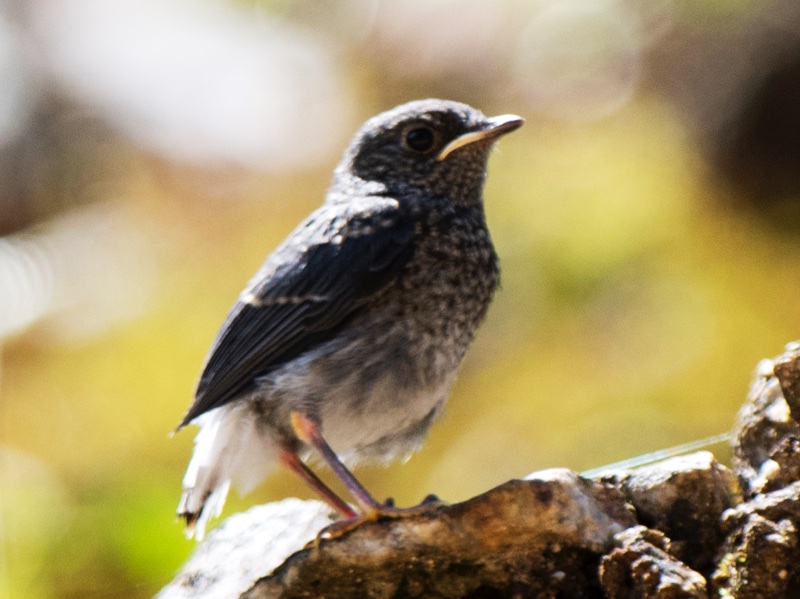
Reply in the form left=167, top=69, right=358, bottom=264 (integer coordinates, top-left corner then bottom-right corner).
left=2, top=0, right=800, bottom=597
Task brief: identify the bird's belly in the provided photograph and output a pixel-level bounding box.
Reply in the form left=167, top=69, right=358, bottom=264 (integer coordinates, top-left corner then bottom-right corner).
left=319, top=367, right=452, bottom=464
left=314, top=325, right=459, bottom=461
left=313, top=270, right=493, bottom=461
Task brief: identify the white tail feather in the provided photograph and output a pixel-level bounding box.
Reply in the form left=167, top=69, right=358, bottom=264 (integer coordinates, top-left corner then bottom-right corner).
left=178, top=403, right=277, bottom=540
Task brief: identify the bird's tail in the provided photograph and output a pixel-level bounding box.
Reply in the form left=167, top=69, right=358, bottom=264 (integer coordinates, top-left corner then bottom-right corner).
left=177, top=403, right=277, bottom=540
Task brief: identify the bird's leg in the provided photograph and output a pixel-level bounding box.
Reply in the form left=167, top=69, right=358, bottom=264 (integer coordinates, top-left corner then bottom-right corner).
left=290, top=410, right=447, bottom=540
left=291, top=411, right=447, bottom=515
left=278, top=446, right=357, bottom=519
left=290, top=411, right=385, bottom=514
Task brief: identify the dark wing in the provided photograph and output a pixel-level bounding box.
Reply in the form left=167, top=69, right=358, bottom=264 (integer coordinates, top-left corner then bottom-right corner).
left=178, top=204, right=415, bottom=427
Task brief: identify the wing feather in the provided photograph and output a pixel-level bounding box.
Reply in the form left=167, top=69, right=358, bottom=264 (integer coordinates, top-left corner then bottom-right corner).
left=179, top=202, right=414, bottom=427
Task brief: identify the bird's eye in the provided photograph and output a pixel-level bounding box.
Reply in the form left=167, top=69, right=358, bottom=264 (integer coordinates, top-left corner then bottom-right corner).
left=403, top=125, right=436, bottom=153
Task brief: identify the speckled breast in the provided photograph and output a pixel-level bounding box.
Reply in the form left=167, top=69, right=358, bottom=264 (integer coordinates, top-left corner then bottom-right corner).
left=393, top=204, right=499, bottom=381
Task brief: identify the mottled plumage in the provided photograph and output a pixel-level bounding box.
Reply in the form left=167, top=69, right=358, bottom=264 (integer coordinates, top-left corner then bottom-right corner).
left=177, top=99, right=523, bottom=539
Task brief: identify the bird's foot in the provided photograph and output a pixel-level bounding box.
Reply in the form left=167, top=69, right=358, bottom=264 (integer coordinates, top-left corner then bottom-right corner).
left=317, top=494, right=448, bottom=542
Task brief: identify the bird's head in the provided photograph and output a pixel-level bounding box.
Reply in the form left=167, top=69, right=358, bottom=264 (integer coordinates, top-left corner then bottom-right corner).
left=332, top=99, right=523, bottom=206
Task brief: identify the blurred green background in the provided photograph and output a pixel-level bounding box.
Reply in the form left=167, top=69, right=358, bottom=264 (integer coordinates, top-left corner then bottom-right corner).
left=2, top=0, right=800, bottom=596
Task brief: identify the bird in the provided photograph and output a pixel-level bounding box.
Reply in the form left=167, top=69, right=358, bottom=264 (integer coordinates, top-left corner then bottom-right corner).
left=176, top=99, right=523, bottom=540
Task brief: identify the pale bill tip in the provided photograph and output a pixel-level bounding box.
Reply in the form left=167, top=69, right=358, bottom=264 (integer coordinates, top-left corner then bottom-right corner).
left=436, top=113, right=524, bottom=161
left=485, top=114, right=525, bottom=132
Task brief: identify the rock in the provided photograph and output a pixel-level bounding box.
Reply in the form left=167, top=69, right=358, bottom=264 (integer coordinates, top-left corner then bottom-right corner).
left=711, top=514, right=798, bottom=598
left=603, top=452, right=738, bottom=575
left=156, top=499, right=335, bottom=599
left=721, top=480, right=800, bottom=533
left=717, top=340, right=800, bottom=597
left=244, top=470, right=635, bottom=599
left=773, top=342, right=800, bottom=419
left=733, top=343, right=800, bottom=496
left=599, top=526, right=707, bottom=599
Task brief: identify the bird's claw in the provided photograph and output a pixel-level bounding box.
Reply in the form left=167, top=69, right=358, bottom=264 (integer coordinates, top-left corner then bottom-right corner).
left=314, top=495, right=448, bottom=543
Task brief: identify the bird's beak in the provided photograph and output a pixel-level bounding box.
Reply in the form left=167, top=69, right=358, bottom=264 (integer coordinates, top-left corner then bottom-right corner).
left=436, top=114, right=525, bottom=161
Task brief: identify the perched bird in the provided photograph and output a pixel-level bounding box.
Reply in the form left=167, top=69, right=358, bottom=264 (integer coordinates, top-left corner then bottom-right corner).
left=176, top=99, right=523, bottom=539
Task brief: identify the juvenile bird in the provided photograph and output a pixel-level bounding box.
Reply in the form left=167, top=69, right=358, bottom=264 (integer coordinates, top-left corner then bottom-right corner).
left=176, top=99, right=523, bottom=539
